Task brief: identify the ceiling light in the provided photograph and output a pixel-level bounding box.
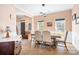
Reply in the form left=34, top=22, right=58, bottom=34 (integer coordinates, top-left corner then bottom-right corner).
left=42, top=4, right=45, bottom=7
left=40, top=4, right=47, bottom=17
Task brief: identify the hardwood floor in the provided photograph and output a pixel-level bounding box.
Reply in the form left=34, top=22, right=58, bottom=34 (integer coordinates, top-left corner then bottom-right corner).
left=20, top=40, right=79, bottom=55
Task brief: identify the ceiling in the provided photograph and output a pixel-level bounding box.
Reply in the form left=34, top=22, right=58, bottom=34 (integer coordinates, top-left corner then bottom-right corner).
left=15, top=4, right=74, bottom=17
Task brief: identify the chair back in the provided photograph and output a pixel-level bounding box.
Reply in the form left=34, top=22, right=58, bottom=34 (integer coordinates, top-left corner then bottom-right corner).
left=35, top=31, right=42, bottom=41
left=64, top=31, right=68, bottom=42
left=42, top=31, right=51, bottom=43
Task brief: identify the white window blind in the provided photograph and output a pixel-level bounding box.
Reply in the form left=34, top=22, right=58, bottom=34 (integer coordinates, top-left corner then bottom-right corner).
left=55, top=19, right=65, bottom=32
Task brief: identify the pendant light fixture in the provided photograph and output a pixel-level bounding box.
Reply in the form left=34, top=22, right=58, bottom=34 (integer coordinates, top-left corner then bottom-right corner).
left=40, top=4, right=47, bottom=17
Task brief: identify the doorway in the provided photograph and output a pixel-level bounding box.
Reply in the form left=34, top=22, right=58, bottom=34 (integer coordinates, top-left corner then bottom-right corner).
left=21, top=22, right=25, bottom=35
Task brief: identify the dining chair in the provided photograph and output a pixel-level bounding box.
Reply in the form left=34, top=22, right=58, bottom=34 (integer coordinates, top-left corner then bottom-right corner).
left=34, top=31, right=43, bottom=47
left=42, top=31, right=53, bottom=48
left=56, top=31, right=68, bottom=51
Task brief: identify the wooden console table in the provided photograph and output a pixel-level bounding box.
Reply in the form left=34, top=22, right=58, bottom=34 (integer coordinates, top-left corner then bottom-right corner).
left=0, top=35, right=22, bottom=55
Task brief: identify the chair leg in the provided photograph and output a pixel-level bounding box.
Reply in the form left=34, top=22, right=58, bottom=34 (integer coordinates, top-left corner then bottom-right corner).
left=43, top=42, right=46, bottom=48
left=64, top=43, right=68, bottom=51
left=35, top=43, right=37, bottom=47
left=35, top=41, right=39, bottom=48
left=35, top=41, right=37, bottom=47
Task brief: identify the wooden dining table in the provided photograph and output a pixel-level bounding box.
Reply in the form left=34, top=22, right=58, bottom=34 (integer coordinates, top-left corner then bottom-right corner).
left=31, top=33, right=61, bottom=48
left=51, top=35, right=61, bottom=48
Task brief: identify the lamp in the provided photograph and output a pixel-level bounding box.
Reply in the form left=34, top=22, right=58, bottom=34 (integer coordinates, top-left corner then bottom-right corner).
left=40, top=4, right=48, bottom=17
left=5, top=26, right=11, bottom=38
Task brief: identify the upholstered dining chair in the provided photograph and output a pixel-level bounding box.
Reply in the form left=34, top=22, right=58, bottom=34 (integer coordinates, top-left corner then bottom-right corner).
left=56, top=31, right=68, bottom=51
left=35, top=31, right=43, bottom=47
left=42, top=31, right=53, bottom=48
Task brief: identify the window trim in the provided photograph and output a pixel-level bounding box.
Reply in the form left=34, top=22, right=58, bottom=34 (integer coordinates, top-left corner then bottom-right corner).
left=55, top=18, right=65, bottom=32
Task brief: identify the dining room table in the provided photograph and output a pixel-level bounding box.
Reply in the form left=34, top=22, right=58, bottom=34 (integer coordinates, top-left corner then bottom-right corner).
left=31, top=33, right=61, bottom=48
left=51, top=35, right=61, bottom=48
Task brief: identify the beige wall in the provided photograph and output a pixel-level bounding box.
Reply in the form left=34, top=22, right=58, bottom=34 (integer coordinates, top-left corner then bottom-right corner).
left=0, top=5, right=16, bottom=34
left=34, top=10, right=72, bottom=32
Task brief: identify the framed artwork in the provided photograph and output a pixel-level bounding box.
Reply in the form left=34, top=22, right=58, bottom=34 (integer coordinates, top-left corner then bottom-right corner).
left=75, top=17, right=79, bottom=24
left=47, top=22, right=52, bottom=27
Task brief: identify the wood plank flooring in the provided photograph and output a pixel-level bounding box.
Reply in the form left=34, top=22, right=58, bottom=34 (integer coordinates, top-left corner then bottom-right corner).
left=20, top=40, right=79, bottom=55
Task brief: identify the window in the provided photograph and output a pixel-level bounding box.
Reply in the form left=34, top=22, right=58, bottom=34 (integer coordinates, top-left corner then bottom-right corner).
left=55, top=19, right=65, bottom=32
left=37, top=21, right=44, bottom=31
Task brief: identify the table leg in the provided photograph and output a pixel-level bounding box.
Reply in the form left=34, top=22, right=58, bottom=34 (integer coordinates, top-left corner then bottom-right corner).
left=53, top=38, right=57, bottom=48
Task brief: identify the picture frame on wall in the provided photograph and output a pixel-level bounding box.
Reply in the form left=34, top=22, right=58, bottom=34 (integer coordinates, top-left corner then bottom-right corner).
left=47, top=22, right=52, bottom=27
left=75, top=17, right=79, bottom=24
left=28, top=23, right=32, bottom=30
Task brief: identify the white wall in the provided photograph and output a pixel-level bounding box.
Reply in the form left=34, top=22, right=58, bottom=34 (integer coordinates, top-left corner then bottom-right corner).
left=0, top=5, right=16, bottom=35
left=72, top=19, right=79, bottom=51
left=67, top=32, right=72, bottom=43
left=72, top=32, right=79, bottom=51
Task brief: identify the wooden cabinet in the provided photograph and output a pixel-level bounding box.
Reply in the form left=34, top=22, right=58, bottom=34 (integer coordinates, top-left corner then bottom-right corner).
left=0, top=35, right=22, bottom=55
left=0, top=41, right=22, bottom=55
left=0, top=42, right=15, bottom=55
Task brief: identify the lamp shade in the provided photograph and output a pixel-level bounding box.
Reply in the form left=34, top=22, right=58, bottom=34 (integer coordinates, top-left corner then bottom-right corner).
left=5, top=26, right=11, bottom=38
left=5, top=26, right=11, bottom=32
